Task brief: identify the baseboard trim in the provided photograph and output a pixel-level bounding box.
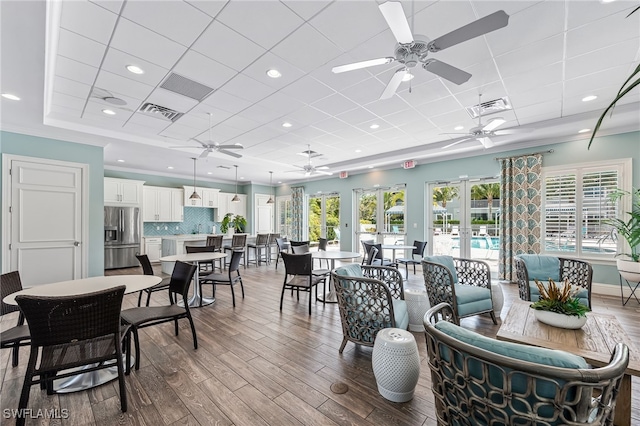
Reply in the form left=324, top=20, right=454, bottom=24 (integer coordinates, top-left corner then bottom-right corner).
left=592, top=281, right=638, bottom=300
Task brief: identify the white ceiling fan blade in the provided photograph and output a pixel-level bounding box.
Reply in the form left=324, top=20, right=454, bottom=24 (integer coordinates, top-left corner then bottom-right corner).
left=219, top=150, right=242, bottom=158
left=479, top=137, right=494, bottom=148
left=378, top=1, right=414, bottom=44
left=315, top=170, right=333, bottom=176
left=216, top=144, right=244, bottom=150
left=423, top=59, right=471, bottom=85
left=305, top=170, right=311, bottom=177
left=442, top=137, right=473, bottom=149
left=427, top=10, right=509, bottom=52
left=191, top=138, right=208, bottom=148
left=482, top=117, right=506, bottom=132
left=332, top=57, right=395, bottom=74
left=199, top=150, right=210, bottom=158
left=494, top=127, right=535, bottom=135
left=169, top=145, right=201, bottom=149
left=380, top=68, right=407, bottom=99
left=316, top=166, right=330, bottom=170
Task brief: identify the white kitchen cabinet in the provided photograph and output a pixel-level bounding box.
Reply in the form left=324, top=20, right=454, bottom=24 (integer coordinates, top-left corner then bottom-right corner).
left=216, top=193, right=247, bottom=221
left=144, top=237, right=162, bottom=262
left=183, top=186, right=219, bottom=208
left=104, top=178, right=143, bottom=205
left=143, top=186, right=183, bottom=222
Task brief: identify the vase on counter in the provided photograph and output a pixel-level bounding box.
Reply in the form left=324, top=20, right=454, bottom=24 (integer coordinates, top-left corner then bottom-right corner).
left=227, top=228, right=234, bottom=237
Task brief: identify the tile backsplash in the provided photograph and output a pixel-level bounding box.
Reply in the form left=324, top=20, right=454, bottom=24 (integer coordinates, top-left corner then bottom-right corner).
left=143, top=207, right=219, bottom=236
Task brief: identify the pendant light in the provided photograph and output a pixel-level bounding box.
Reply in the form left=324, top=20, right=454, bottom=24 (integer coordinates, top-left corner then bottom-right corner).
left=267, top=171, right=274, bottom=204
left=189, top=157, right=200, bottom=204
left=231, top=165, right=240, bottom=202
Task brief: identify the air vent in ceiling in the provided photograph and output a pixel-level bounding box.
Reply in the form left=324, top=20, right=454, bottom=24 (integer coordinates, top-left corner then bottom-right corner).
left=160, top=73, right=214, bottom=101
left=297, top=149, right=322, bottom=158
left=138, top=103, right=183, bottom=122
left=465, top=96, right=512, bottom=119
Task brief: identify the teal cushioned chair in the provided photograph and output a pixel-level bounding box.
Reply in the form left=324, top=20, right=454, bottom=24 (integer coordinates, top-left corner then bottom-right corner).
left=422, top=256, right=497, bottom=324
left=424, top=302, right=628, bottom=426
left=515, top=254, right=593, bottom=308
left=331, top=264, right=407, bottom=353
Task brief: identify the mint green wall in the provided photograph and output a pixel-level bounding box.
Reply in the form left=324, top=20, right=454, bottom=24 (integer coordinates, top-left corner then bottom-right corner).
left=0, top=131, right=105, bottom=277
left=104, top=169, right=242, bottom=193
left=292, top=131, right=639, bottom=286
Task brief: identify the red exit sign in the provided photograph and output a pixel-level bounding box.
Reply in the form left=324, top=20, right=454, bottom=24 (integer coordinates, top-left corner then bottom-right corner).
left=403, top=160, right=417, bottom=169
left=339, top=171, right=348, bottom=179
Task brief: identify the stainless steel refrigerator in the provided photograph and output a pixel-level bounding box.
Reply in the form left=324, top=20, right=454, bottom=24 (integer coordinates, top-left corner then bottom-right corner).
left=104, top=206, right=140, bottom=269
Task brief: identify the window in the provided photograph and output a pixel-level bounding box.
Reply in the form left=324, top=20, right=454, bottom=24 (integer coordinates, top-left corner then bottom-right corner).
left=542, top=159, right=631, bottom=259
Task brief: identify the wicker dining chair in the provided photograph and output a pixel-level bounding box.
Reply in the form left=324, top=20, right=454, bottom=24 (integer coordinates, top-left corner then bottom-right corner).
left=15, top=286, right=128, bottom=426
left=0, top=271, right=31, bottom=367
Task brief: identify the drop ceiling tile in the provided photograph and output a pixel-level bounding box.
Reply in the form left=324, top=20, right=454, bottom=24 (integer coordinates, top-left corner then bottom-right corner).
left=128, top=112, right=174, bottom=131
left=502, top=62, right=562, bottom=95
left=484, top=1, right=564, bottom=56
left=312, top=117, right=350, bottom=133
left=173, top=50, right=237, bottom=90
left=281, top=0, right=331, bottom=20
left=257, top=92, right=305, bottom=116
left=101, top=47, right=169, bottom=87
left=432, top=37, right=493, bottom=71
left=121, top=121, right=165, bottom=137
left=412, top=1, right=477, bottom=43
left=85, top=100, right=130, bottom=124
left=508, top=83, right=563, bottom=109
left=279, top=76, right=335, bottom=105
left=181, top=109, right=232, bottom=131
left=495, top=35, right=564, bottom=78
left=217, top=1, right=304, bottom=50
left=201, top=90, right=252, bottom=115
left=291, top=125, right=328, bottom=139
left=566, top=11, right=640, bottom=59
left=428, top=109, right=474, bottom=128
left=207, top=122, right=247, bottom=141
left=271, top=24, right=343, bottom=73
left=564, top=66, right=631, bottom=98
left=238, top=103, right=283, bottom=124
left=191, top=21, right=266, bottom=72
left=474, top=1, right=541, bottom=19
left=54, top=76, right=92, bottom=100
left=57, top=29, right=107, bottom=68
left=382, top=108, right=426, bottom=127
left=160, top=122, right=201, bottom=141
left=55, top=56, right=99, bottom=86
left=285, top=106, right=331, bottom=126
left=515, top=101, right=562, bottom=125
left=147, top=89, right=199, bottom=114
left=414, top=96, right=464, bottom=119
left=89, top=0, right=124, bottom=14
left=363, top=96, right=411, bottom=118
left=241, top=52, right=305, bottom=90
left=60, top=0, right=117, bottom=45
left=219, top=74, right=275, bottom=103
left=565, top=39, right=640, bottom=80
left=95, top=70, right=154, bottom=101
left=567, top=0, right=639, bottom=29
left=453, top=81, right=508, bottom=108
left=121, top=0, right=212, bottom=46
left=341, top=78, right=387, bottom=105
left=185, top=0, right=228, bottom=18
left=398, top=119, right=437, bottom=136
left=312, top=93, right=359, bottom=116
left=329, top=126, right=368, bottom=141
left=336, top=108, right=379, bottom=126
left=223, top=114, right=261, bottom=132
left=397, top=79, right=451, bottom=107
left=51, top=92, right=86, bottom=110
left=110, top=18, right=187, bottom=69
left=562, top=90, right=622, bottom=117
left=440, top=60, right=502, bottom=94
left=240, top=126, right=285, bottom=145
left=310, top=1, right=386, bottom=51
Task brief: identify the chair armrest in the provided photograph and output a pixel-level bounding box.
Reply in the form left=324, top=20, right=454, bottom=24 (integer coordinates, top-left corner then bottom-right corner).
left=514, top=257, right=531, bottom=301
left=424, top=302, right=459, bottom=327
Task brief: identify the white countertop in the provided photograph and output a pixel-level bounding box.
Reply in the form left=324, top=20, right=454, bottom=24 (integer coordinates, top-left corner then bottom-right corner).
left=148, top=234, right=256, bottom=241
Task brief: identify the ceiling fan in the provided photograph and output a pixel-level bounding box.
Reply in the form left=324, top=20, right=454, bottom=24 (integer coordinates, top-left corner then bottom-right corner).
left=170, top=113, right=244, bottom=158
left=287, top=145, right=333, bottom=176
left=332, top=1, right=509, bottom=99
left=441, top=94, right=532, bottom=149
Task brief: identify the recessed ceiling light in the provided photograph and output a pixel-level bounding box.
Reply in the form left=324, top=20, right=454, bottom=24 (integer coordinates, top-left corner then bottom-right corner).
left=266, top=69, right=281, bottom=78
left=282, top=122, right=292, bottom=128
left=355, top=149, right=362, bottom=153
left=167, top=166, right=174, bottom=170
left=368, top=165, right=374, bottom=169
left=117, top=159, right=125, bottom=163
left=601, top=0, right=616, bottom=3
left=578, top=128, right=591, bottom=133
left=240, top=177, right=245, bottom=180
left=102, top=109, right=116, bottom=115
left=402, top=73, right=414, bottom=82
left=278, top=181, right=282, bottom=184
left=207, top=172, right=212, bottom=175
left=370, top=124, right=380, bottom=129
left=126, top=65, right=144, bottom=74
left=1, top=93, right=20, bottom=101
left=454, top=125, right=464, bottom=131
left=582, top=95, right=598, bottom=102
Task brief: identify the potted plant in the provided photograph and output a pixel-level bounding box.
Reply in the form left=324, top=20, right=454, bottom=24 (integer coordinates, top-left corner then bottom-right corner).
left=607, top=188, right=640, bottom=282
left=530, top=278, right=589, bottom=329
left=233, top=215, right=247, bottom=233
left=220, top=213, right=234, bottom=236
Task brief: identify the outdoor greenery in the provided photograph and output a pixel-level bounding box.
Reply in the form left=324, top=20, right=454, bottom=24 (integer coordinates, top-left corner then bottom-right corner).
left=606, top=188, right=640, bottom=262
left=471, top=183, right=500, bottom=219
left=308, top=196, right=340, bottom=242
left=530, top=278, right=590, bottom=317
left=432, top=186, right=459, bottom=208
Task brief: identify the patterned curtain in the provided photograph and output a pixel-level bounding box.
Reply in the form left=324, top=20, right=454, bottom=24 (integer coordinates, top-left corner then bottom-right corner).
left=291, top=186, right=305, bottom=241
left=499, top=154, right=542, bottom=281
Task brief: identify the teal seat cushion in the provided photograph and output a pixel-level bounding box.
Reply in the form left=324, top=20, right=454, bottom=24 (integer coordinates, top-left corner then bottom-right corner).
left=423, top=255, right=458, bottom=283
left=518, top=254, right=560, bottom=281
left=454, top=284, right=492, bottom=317
left=335, top=263, right=363, bottom=278
left=529, top=282, right=589, bottom=307
left=392, top=299, right=409, bottom=330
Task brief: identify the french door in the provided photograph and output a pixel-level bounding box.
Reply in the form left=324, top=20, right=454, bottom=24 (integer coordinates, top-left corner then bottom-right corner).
left=308, top=193, right=340, bottom=249
left=276, top=196, right=293, bottom=237
left=354, top=186, right=406, bottom=255
left=428, top=179, right=500, bottom=273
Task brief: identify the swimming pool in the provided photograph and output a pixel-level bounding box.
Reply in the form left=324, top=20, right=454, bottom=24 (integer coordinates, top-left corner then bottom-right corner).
left=451, top=237, right=499, bottom=249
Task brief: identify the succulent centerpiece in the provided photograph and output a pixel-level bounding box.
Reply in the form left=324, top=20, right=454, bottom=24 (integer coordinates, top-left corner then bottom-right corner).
left=530, top=278, right=590, bottom=329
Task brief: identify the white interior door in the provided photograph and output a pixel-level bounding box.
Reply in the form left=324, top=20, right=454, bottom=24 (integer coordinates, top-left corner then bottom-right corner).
left=254, top=194, right=274, bottom=233
left=5, top=157, right=86, bottom=285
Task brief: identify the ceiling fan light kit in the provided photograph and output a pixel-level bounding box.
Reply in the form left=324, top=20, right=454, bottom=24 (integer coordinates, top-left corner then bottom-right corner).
left=170, top=113, right=244, bottom=158
left=332, top=1, right=509, bottom=100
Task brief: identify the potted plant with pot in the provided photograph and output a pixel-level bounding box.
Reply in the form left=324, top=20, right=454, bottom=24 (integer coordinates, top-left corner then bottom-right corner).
left=220, top=213, right=247, bottom=236
left=607, top=188, right=640, bottom=282
left=530, top=278, right=590, bottom=329
left=232, top=215, right=247, bottom=233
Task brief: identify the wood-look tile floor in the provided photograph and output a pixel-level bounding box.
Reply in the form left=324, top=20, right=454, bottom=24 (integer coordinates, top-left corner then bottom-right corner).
left=2, top=261, right=639, bottom=425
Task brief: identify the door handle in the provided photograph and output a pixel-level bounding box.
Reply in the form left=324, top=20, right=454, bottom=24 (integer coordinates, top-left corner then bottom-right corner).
left=74, top=241, right=80, bottom=246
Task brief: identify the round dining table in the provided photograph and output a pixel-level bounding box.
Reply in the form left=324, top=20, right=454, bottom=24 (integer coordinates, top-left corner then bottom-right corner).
left=312, top=251, right=361, bottom=303
left=159, top=252, right=227, bottom=307
left=3, top=274, right=161, bottom=394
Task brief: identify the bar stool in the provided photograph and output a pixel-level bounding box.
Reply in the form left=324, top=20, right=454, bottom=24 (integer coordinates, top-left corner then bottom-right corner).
left=223, top=233, right=247, bottom=269
left=247, top=233, right=270, bottom=266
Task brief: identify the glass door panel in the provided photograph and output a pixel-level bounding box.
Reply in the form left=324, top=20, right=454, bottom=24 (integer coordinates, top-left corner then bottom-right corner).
left=308, top=194, right=340, bottom=251
left=469, top=181, right=501, bottom=269
left=355, top=187, right=406, bottom=257
left=429, top=184, right=463, bottom=258
left=276, top=196, right=292, bottom=237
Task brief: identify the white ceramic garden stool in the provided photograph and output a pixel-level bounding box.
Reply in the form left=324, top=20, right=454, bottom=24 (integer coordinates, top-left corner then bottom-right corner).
left=491, top=282, right=504, bottom=317
left=372, top=328, right=420, bottom=403
left=404, top=289, right=431, bottom=332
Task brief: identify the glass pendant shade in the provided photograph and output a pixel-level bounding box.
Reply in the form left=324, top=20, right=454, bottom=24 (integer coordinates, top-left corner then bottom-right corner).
left=267, top=171, right=274, bottom=204
left=189, top=158, right=200, bottom=201
left=232, top=165, right=239, bottom=202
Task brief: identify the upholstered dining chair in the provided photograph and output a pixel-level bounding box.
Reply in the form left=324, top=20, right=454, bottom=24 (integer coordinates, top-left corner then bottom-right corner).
left=199, top=250, right=245, bottom=307
left=135, top=254, right=171, bottom=306
left=515, top=254, right=593, bottom=308
left=280, top=252, right=326, bottom=315
left=0, top=271, right=31, bottom=367
left=15, top=286, right=128, bottom=425
left=121, top=261, right=198, bottom=372
left=422, top=256, right=497, bottom=324
left=396, top=240, right=427, bottom=275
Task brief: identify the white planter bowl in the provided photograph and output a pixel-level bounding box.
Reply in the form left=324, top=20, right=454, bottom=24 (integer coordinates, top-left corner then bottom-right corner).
left=533, top=309, right=587, bottom=329
left=617, top=258, right=640, bottom=283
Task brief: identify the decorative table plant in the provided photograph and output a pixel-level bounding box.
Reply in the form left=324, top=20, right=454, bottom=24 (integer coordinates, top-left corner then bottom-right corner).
left=530, top=278, right=589, bottom=329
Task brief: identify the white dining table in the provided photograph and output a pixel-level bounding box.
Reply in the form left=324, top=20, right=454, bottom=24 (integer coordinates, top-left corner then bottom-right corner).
left=381, top=244, right=417, bottom=262
left=312, top=251, right=361, bottom=303
left=3, top=274, right=161, bottom=393
left=159, top=252, right=227, bottom=307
